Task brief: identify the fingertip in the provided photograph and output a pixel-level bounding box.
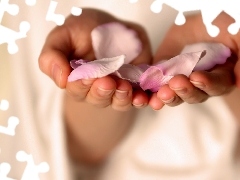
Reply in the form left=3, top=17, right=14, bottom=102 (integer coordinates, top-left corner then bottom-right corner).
left=93, top=76, right=117, bottom=90
left=54, top=62, right=72, bottom=89
left=115, top=78, right=132, bottom=91
left=190, top=69, right=235, bottom=95
left=86, top=77, right=116, bottom=108
left=132, top=89, right=148, bottom=108
left=149, top=93, right=165, bottom=110
left=189, top=71, right=206, bottom=81
left=39, top=50, right=71, bottom=88
left=189, top=71, right=209, bottom=89
left=111, top=79, right=134, bottom=111
left=157, top=86, right=183, bottom=106
left=157, top=85, right=175, bottom=102
left=168, top=74, right=189, bottom=89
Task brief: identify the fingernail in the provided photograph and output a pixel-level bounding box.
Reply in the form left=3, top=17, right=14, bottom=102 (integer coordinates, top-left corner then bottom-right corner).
left=132, top=98, right=146, bottom=108
left=97, top=88, right=113, bottom=97
left=133, top=103, right=145, bottom=108
left=52, top=64, right=62, bottom=86
left=190, top=81, right=205, bottom=89
left=82, top=79, right=95, bottom=86
left=115, top=90, right=128, bottom=100
left=152, top=107, right=161, bottom=111
left=161, top=97, right=175, bottom=104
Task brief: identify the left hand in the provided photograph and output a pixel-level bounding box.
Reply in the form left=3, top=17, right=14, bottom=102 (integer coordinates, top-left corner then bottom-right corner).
left=148, top=12, right=239, bottom=110
left=39, top=9, right=152, bottom=112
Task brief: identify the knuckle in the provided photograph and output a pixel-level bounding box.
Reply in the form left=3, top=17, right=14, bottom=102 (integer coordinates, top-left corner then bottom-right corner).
left=91, top=100, right=111, bottom=108
left=177, top=88, right=203, bottom=104
left=204, top=85, right=225, bottom=96
left=87, top=93, right=112, bottom=108
left=203, top=73, right=232, bottom=96
left=112, top=104, right=132, bottom=112
left=111, top=94, right=132, bottom=111
left=183, top=93, right=207, bottom=104
left=185, top=98, right=201, bottom=104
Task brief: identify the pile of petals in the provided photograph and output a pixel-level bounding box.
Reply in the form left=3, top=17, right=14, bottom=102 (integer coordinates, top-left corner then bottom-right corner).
left=68, top=22, right=231, bottom=92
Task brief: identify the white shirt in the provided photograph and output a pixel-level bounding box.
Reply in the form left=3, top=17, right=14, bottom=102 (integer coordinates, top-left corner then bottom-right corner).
left=0, top=1, right=239, bottom=179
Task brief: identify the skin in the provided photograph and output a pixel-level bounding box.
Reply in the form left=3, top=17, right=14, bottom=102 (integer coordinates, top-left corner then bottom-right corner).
left=149, top=12, right=240, bottom=110
left=39, top=9, right=239, bottom=165
left=39, top=9, right=152, bottom=165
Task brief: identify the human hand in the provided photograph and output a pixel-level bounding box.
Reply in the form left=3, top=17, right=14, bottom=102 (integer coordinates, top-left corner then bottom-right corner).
left=148, top=12, right=239, bottom=110
left=39, top=8, right=152, bottom=111
left=235, top=58, right=240, bottom=88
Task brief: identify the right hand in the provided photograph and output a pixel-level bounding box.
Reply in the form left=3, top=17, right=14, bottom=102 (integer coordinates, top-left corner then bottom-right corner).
left=148, top=12, right=240, bottom=110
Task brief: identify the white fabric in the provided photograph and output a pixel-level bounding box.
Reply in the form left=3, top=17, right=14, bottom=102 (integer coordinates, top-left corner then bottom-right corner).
left=96, top=100, right=238, bottom=180
left=0, top=1, right=73, bottom=180
left=0, top=1, right=239, bottom=180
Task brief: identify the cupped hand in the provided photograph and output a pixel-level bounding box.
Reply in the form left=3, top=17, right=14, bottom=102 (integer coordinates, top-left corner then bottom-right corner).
left=149, top=12, right=239, bottom=110
left=39, top=8, right=152, bottom=111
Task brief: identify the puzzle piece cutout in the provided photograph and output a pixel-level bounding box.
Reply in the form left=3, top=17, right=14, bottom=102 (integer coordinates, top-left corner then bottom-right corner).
left=71, top=6, right=82, bottom=16
left=46, top=0, right=82, bottom=26
left=220, top=1, right=240, bottom=35
left=0, top=0, right=19, bottom=23
left=16, top=151, right=49, bottom=180
left=0, top=162, right=15, bottom=180
left=0, top=99, right=9, bottom=111
left=150, top=0, right=240, bottom=37
left=0, top=0, right=31, bottom=54
left=46, top=0, right=65, bottom=26
left=0, top=116, right=19, bottom=136
left=129, top=0, right=139, bottom=3
left=25, top=0, right=37, bottom=6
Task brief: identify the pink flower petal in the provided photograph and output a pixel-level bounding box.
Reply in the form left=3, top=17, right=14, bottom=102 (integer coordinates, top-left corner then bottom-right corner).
left=181, top=43, right=231, bottom=71
left=113, top=64, right=145, bottom=83
left=68, top=55, right=125, bottom=82
left=156, top=51, right=205, bottom=76
left=69, top=27, right=231, bottom=94
left=140, top=51, right=205, bottom=92
left=139, top=66, right=173, bottom=92
left=70, top=59, right=89, bottom=69
left=91, top=22, right=142, bottom=64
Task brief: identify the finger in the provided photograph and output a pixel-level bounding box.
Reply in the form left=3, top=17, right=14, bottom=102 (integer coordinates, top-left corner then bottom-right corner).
left=168, top=75, right=208, bottom=104
left=66, top=78, right=96, bottom=101
left=190, top=61, right=235, bottom=96
left=39, top=26, right=73, bottom=88
left=112, top=79, right=133, bottom=111
left=39, top=50, right=71, bottom=89
left=132, top=88, right=149, bottom=108
left=157, top=84, right=183, bottom=106
left=149, top=93, right=165, bottom=110
left=39, top=11, right=97, bottom=89
left=86, top=76, right=116, bottom=108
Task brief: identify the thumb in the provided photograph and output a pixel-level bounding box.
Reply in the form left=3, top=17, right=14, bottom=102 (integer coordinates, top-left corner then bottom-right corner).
left=39, top=49, right=71, bottom=89
left=38, top=25, right=72, bottom=89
